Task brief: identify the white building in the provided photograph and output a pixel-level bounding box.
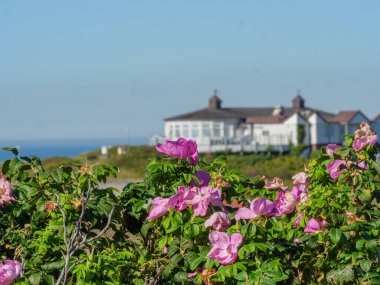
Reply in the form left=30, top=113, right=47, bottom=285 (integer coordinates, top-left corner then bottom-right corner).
left=161, top=91, right=379, bottom=153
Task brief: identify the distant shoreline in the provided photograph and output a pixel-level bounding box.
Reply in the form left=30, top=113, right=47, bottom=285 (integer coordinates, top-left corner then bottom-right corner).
left=0, top=138, right=149, bottom=161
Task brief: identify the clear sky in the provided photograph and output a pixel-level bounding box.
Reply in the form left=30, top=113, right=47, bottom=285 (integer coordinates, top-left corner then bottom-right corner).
left=1, top=1, right=379, bottom=140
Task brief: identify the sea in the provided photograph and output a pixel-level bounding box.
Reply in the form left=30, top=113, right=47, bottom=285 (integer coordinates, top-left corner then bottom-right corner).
left=0, top=138, right=148, bottom=162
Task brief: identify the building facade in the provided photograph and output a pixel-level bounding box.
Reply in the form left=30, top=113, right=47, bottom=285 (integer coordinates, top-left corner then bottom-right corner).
left=160, top=91, right=379, bottom=153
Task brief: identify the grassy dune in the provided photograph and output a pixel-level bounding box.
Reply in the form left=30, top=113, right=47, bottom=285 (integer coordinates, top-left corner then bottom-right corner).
left=42, top=146, right=308, bottom=184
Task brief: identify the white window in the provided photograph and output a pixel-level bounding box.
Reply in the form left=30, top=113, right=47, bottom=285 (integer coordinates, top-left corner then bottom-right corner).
left=213, top=123, right=221, bottom=137
left=175, top=125, right=180, bottom=137
left=169, top=125, right=173, bottom=137
left=183, top=124, right=189, bottom=138
left=191, top=124, right=199, bottom=138
left=202, top=123, right=210, bottom=137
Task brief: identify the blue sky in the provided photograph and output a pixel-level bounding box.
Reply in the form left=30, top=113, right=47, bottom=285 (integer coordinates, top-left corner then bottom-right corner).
left=1, top=1, right=379, bottom=140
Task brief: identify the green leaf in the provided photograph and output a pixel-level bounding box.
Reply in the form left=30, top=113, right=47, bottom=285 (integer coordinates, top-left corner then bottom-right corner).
left=2, top=147, right=18, bottom=156
left=329, top=228, right=342, bottom=244
left=41, top=260, right=65, bottom=271
left=51, top=168, right=64, bottom=183
left=36, top=197, right=47, bottom=212
left=189, top=256, right=204, bottom=271
left=29, top=272, right=42, bottom=285
left=235, top=271, right=248, bottom=282
left=140, top=221, right=154, bottom=237
left=356, top=239, right=366, bottom=251
left=358, top=191, right=372, bottom=203
left=327, top=265, right=354, bottom=284
left=365, top=240, right=377, bottom=254
left=359, top=260, right=373, bottom=272
left=192, top=224, right=200, bottom=236
left=158, top=236, right=168, bottom=250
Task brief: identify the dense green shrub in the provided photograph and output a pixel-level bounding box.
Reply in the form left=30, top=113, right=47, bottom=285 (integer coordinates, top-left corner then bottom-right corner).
left=0, top=122, right=379, bottom=284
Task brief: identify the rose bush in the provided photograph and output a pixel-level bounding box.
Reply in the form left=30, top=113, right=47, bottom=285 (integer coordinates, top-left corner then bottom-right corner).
left=0, top=125, right=379, bottom=284
left=121, top=127, right=379, bottom=284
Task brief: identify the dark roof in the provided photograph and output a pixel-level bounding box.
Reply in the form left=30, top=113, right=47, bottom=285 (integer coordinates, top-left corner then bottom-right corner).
left=165, top=108, right=244, bottom=121
left=326, top=111, right=361, bottom=123
left=372, top=113, right=380, bottom=122
left=165, top=107, right=296, bottom=121
left=165, top=101, right=362, bottom=124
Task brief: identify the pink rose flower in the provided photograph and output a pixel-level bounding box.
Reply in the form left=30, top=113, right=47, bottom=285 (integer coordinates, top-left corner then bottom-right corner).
left=291, top=186, right=308, bottom=204
left=304, top=218, right=328, bottom=233
left=293, top=213, right=303, bottom=228
left=355, top=161, right=369, bottom=169
left=207, top=231, right=243, bottom=265
left=183, top=186, right=223, bottom=216
left=235, top=198, right=274, bottom=220
left=352, top=122, right=377, bottom=151
left=326, top=159, right=348, bottom=180
left=0, top=259, right=22, bottom=285
left=271, top=192, right=297, bottom=216
left=156, top=137, right=198, bottom=166
left=0, top=174, right=16, bottom=207
left=326, top=144, right=341, bottom=157
left=264, top=177, right=288, bottom=191
left=190, top=171, right=211, bottom=187
left=292, top=172, right=310, bottom=191
left=146, top=196, right=179, bottom=220
left=146, top=185, right=193, bottom=220
left=175, top=186, right=188, bottom=211
left=205, top=212, right=231, bottom=231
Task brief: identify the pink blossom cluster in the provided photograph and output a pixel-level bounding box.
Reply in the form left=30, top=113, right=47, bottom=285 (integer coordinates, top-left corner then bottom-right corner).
left=352, top=122, right=377, bottom=151
left=327, top=159, right=368, bottom=181
left=0, top=173, right=16, bottom=207
left=156, top=137, right=198, bottom=166
left=0, top=260, right=22, bottom=285
left=152, top=139, right=244, bottom=267
left=293, top=213, right=328, bottom=234
left=235, top=172, right=309, bottom=220
left=146, top=169, right=224, bottom=220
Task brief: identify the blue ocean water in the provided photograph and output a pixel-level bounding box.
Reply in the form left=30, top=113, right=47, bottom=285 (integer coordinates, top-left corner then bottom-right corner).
left=0, top=138, right=148, bottom=161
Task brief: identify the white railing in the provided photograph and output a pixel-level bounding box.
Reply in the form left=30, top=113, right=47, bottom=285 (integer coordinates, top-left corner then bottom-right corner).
left=150, top=134, right=292, bottom=153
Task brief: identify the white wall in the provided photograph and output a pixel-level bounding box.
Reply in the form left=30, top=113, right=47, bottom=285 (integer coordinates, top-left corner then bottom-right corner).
left=163, top=112, right=377, bottom=152
left=308, top=114, right=343, bottom=145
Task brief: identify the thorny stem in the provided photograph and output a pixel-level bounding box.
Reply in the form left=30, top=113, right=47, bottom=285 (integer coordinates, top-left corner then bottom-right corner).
left=55, top=179, right=115, bottom=285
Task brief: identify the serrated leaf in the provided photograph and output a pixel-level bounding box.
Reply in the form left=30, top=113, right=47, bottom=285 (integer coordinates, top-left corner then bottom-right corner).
left=359, top=260, right=373, bottom=272
left=329, top=228, right=342, bottom=244
left=327, top=265, right=354, bottom=284
left=51, top=168, right=64, bottom=183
